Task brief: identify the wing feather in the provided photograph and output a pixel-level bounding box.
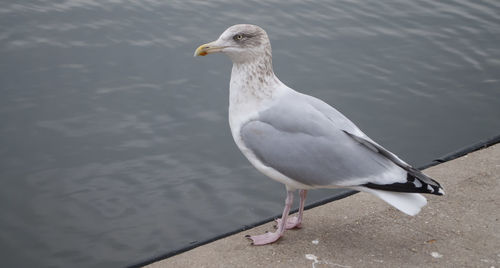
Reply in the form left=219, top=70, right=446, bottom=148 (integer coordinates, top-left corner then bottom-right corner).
left=239, top=93, right=407, bottom=187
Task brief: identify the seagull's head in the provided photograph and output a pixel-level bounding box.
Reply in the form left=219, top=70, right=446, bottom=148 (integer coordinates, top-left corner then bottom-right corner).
left=194, top=24, right=271, bottom=64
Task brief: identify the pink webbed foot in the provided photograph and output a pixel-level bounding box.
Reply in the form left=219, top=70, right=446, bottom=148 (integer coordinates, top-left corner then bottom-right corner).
left=245, top=231, right=282, bottom=245
left=275, top=216, right=302, bottom=229
left=245, top=189, right=298, bottom=246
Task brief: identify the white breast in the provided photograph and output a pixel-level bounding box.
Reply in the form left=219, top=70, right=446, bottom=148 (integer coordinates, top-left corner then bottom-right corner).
left=227, top=67, right=310, bottom=190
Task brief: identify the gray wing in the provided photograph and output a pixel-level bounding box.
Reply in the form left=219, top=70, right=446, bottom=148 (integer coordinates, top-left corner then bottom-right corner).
left=240, top=92, right=407, bottom=187
left=304, top=92, right=442, bottom=191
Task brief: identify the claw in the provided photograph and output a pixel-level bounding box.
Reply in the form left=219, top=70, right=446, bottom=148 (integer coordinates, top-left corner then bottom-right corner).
left=246, top=231, right=282, bottom=245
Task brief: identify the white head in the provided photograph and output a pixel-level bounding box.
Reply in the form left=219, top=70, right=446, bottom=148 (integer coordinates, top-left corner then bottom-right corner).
left=194, top=24, right=272, bottom=64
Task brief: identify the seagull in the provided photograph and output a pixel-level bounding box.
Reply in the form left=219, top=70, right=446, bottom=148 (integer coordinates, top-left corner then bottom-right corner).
left=194, top=24, right=444, bottom=245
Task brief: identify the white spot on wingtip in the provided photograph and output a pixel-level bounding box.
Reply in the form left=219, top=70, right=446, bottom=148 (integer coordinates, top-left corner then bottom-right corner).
left=438, top=188, right=445, bottom=195
left=413, top=179, right=422, bottom=188
left=427, top=185, right=434, bottom=193
left=431, top=252, right=443, bottom=258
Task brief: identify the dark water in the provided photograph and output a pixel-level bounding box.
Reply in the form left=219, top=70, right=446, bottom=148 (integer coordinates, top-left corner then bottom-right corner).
left=1, top=0, right=499, bottom=267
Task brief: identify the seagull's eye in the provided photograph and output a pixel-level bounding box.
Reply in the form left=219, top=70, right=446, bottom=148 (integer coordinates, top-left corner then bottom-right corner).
left=233, top=34, right=244, bottom=41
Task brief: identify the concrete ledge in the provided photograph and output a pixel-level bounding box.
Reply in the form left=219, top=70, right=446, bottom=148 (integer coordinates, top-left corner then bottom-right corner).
left=145, top=143, right=500, bottom=268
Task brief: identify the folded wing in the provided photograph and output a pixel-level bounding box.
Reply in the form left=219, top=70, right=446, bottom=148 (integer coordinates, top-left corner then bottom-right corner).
left=240, top=91, right=444, bottom=195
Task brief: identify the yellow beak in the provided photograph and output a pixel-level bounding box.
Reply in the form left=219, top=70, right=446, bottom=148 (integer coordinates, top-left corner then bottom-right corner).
left=194, top=41, right=225, bottom=57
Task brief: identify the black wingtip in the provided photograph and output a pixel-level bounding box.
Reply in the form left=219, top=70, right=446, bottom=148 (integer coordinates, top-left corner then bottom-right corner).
left=363, top=173, right=445, bottom=196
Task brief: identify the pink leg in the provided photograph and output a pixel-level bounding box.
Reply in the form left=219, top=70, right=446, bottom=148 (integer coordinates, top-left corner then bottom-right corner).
left=246, top=190, right=294, bottom=245
left=276, top=189, right=308, bottom=229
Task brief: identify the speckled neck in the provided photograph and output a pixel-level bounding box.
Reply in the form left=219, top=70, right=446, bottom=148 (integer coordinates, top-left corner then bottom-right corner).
left=229, top=53, right=281, bottom=106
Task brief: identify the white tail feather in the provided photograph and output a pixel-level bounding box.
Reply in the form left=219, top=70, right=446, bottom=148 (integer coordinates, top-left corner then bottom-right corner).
left=355, top=187, right=428, bottom=216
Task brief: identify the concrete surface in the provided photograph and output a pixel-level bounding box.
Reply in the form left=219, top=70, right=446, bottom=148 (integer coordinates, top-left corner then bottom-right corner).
left=146, top=143, right=500, bottom=268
